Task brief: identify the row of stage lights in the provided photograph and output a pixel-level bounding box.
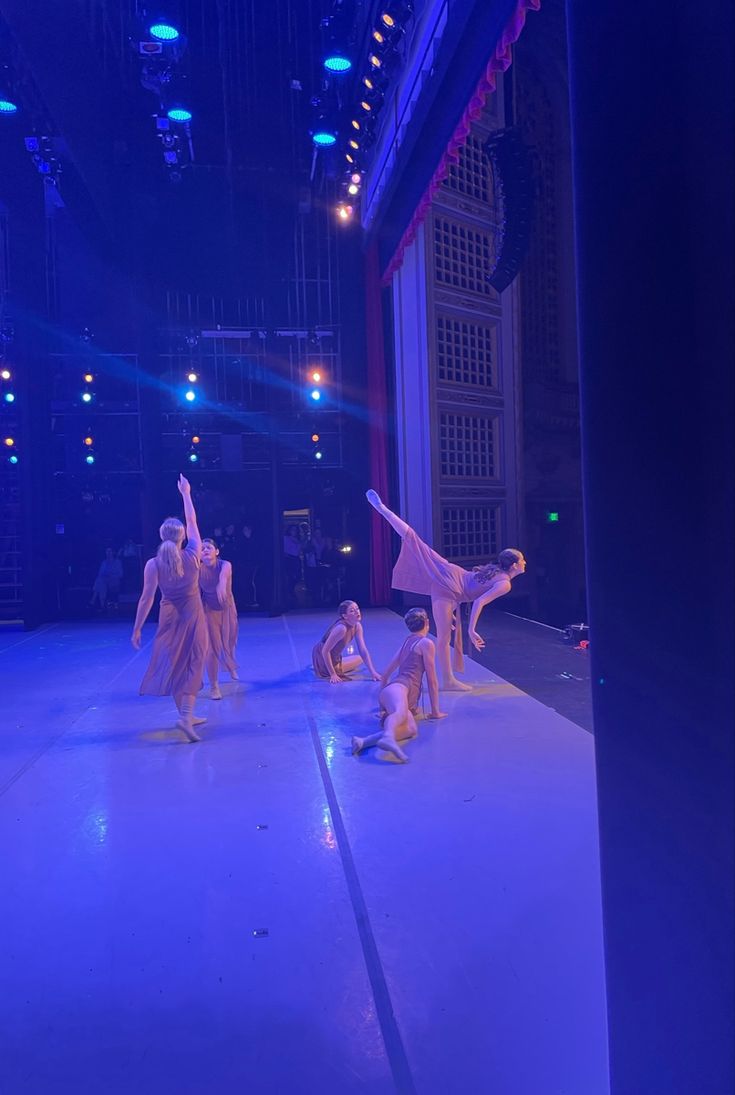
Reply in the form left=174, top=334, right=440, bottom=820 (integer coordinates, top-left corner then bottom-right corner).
left=1, top=360, right=18, bottom=465
left=311, top=1, right=415, bottom=224
left=1, top=18, right=194, bottom=181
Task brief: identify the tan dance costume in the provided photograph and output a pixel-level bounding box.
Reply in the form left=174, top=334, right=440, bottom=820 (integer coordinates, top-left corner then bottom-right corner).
left=199, top=560, right=238, bottom=677
left=312, top=619, right=357, bottom=679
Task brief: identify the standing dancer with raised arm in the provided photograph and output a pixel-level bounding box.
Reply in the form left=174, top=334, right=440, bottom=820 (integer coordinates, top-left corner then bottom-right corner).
left=200, top=538, right=239, bottom=699
left=351, top=607, right=447, bottom=763
left=366, top=489, right=526, bottom=690
left=132, top=475, right=209, bottom=742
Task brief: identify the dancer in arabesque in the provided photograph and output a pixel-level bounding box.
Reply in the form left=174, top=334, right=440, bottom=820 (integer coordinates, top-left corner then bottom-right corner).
left=312, top=600, right=381, bottom=683
left=131, top=475, right=209, bottom=742
left=366, top=489, right=526, bottom=690
left=200, top=538, right=239, bottom=699
left=352, top=607, right=447, bottom=763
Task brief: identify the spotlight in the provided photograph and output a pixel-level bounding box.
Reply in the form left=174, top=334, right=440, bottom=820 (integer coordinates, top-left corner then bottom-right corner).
left=149, top=23, right=180, bottom=41
left=3, top=437, right=14, bottom=447
left=4, top=391, right=15, bottom=403
left=380, top=1, right=414, bottom=30
left=83, top=373, right=94, bottom=383
left=187, top=372, right=198, bottom=382
left=310, top=389, right=322, bottom=401
left=85, top=453, right=95, bottom=465
left=184, top=389, right=196, bottom=402
left=351, top=118, right=361, bottom=131
left=315, top=451, right=323, bottom=460
left=8, top=454, right=18, bottom=465
left=81, top=392, right=92, bottom=403
left=373, top=29, right=386, bottom=44
left=340, top=544, right=353, bottom=554
left=368, top=52, right=382, bottom=69
left=188, top=451, right=198, bottom=463
left=348, top=183, right=359, bottom=196
left=360, top=100, right=372, bottom=113
left=324, top=53, right=352, bottom=73
left=167, top=107, right=192, bottom=123
left=0, top=369, right=10, bottom=380
left=83, top=436, right=93, bottom=447
left=312, top=128, right=337, bottom=147
left=0, top=97, right=19, bottom=115
left=348, top=138, right=359, bottom=150
left=336, top=203, right=354, bottom=222
left=345, top=153, right=355, bottom=164
left=311, top=433, right=320, bottom=443
left=192, top=435, right=201, bottom=444
left=310, top=370, right=322, bottom=383
left=350, top=172, right=362, bottom=185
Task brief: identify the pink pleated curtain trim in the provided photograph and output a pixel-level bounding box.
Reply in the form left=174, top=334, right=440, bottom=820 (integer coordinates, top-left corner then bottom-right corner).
left=380, top=0, right=541, bottom=286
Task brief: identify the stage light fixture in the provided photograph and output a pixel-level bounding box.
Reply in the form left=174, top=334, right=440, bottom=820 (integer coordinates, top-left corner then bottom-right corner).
left=380, top=1, right=414, bottom=29
left=188, top=451, right=198, bottom=463
left=351, top=118, right=361, bottom=130
left=324, top=53, right=352, bottom=73
left=315, top=450, right=323, bottom=460
left=192, top=435, right=201, bottom=444
left=167, top=107, right=192, bottom=123
left=83, top=373, right=94, bottom=383
left=8, top=454, right=18, bottom=464
left=345, top=153, right=355, bottom=164
left=81, top=392, right=92, bottom=403
left=184, top=389, right=196, bottom=402
left=4, top=392, right=15, bottom=403
left=187, top=371, right=198, bottom=382
left=310, top=370, right=322, bottom=383
left=312, top=128, right=337, bottom=147
left=149, top=23, right=180, bottom=41
left=350, top=172, right=362, bottom=184
left=85, top=453, right=95, bottom=465
left=3, top=437, right=14, bottom=447
left=311, top=433, right=320, bottom=443
left=0, top=369, right=10, bottom=380
left=83, top=436, right=93, bottom=447
left=0, top=98, right=18, bottom=115
left=310, top=389, right=322, bottom=402
left=360, top=100, right=372, bottom=113
left=368, top=52, right=382, bottom=69
left=348, top=182, right=359, bottom=196
left=348, top=138, right=359, bottom=150
left=336, top=203, right=354, bottom=222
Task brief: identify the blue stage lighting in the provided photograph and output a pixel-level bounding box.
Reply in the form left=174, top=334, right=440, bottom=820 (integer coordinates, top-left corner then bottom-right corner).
left=85, top=453, right=95, bottom=465
left=0, top=99, right=19, bottom=115
left=310, top=389, right=322, bottom=401
left=81, top=391, right=92, bottom=403
left=8, top=454, right=18, bottom=465
left=4, top=392, right=15, bottom=403
left=167, top=107, right=192, bottom=123
left=184, top=389, right=196, bottom=402
left=315, top=450, right=323, bottom=460
left=188, top=452, right=198, bottom=463
left=149, top=23, right=180, bottom=42
left=312, top=130, right=337, bottom=147
left=324, top=54, right=352, bottom=73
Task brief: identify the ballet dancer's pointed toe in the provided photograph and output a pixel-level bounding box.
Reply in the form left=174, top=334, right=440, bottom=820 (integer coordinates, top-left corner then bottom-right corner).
left=177, top=718, right=201, bottom=743
left=365, top=489, right=382, bottom=509
left=209, top=685, right=223, bottom=700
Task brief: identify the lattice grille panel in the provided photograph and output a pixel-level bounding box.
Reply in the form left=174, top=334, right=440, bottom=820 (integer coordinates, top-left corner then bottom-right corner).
left=433, top=217, right=493, bottom=296
left=439, top=412, right=496, bottom=478
left=443, top=135, right=491, bottom=203
left=437, top=314, right=497, bottom=388
left=442, top=506, right=498, bottom=559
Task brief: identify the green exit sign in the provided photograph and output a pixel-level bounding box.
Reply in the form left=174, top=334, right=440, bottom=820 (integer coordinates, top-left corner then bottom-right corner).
left=547, top=511, right=560, bottom=523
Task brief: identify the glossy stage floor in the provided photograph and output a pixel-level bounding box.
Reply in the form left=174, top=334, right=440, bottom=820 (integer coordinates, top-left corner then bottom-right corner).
left=1, top=610, right=609, bottom=1095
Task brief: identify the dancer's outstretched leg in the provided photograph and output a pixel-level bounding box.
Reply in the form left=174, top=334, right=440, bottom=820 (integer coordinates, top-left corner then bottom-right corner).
left=352, top=725, right=409, bottom=762
left=176, top=693, right=202, bottom=742
left=366, top=490, right=410, bottom=539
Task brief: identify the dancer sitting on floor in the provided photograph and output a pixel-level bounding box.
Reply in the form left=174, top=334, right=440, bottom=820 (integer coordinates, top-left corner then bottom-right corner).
left=131, top=474, right=209, bottom=743
left=312, top=599, right=381, bottom=683
left=352, top=607, right=447, bottom=763
left=366, top=489, right=526, bottom=691
left=200, top=538, right=239, bottom=700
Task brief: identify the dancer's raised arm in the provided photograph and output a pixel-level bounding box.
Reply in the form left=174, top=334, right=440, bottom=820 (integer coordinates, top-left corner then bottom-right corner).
left=177, top=474, right=201, bottom=553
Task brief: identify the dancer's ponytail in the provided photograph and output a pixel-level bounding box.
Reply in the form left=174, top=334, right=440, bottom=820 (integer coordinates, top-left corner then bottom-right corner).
left=157, top=518, right=185, bottom=581
left=472, top=548, right=523, bottom=585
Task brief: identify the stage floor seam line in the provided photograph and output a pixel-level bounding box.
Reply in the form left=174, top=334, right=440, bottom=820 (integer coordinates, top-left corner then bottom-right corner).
left=282, top=615, right=417, bottom=1095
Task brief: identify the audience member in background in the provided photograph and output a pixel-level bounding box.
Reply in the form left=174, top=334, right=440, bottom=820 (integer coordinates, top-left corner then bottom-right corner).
left=90, top=548, right=123, bottom=612
left=118, top=537, right=142, bottom=596
left=237, top=522, right=260, bottom=607
left=282, top=524, right=302, bottom=606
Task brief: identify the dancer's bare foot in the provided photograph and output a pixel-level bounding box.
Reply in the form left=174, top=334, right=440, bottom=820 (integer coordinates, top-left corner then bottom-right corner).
left=441, top=678, right=473, bottom=692
left=377, top=734, right=409, bottom=762
left=192, top=715, right=208, bottom=726
left=365, top=488, right=383, bottom=511
left=177, top=718, right=201, bottom=743
left=210, top=684, right=223, bottom=700
left=351, top=736, right=364, bottom=755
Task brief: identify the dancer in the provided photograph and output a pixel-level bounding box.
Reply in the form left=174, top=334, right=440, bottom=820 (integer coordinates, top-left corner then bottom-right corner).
left=131, top=475, right=209, bottom=742
left=351, top=607, right=447, bottom=762
left=366, top=489, right=526, bottom=690
left=200, top=538, right=239, bottom=699
left=312, top=600, right=381, bottom=683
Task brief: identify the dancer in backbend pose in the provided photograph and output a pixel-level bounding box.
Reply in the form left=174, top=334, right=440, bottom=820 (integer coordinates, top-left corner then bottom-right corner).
left=366, top=489, right=526, bottom=690
left=131, top=475, right=209, bottom=742
left=351, top=607, right=447, bottom=763
left=199, top=538, right=239, bottom=699
left=312, top=600, right=381, bottom=683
